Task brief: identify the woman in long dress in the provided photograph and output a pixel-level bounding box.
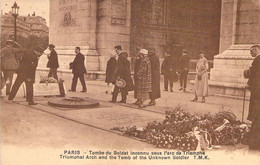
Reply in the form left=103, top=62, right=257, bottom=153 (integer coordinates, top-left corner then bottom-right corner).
left=192, top=52, right=209, bottom=103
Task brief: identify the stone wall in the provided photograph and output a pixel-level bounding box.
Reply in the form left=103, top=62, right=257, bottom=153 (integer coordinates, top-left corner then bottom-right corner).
left=130, top=0, right=221, bottom=60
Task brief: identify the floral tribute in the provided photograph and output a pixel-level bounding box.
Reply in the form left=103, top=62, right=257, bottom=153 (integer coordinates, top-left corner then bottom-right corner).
left=40, top=76, right=58, bottom=83
left=111, top=106, right=250, bottom=151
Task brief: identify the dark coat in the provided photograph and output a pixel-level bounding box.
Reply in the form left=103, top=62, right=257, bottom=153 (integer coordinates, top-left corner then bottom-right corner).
left=71, top=53, right=87, bottom=75
left=247, top=55, right=260, bottom=121
left=161, top=56, right=178, bottom=81
left=179, top=55, right=190, bottom=71
left=47, top=49, right=59, bottom=68
left=105, top=57, right=116, bottom=83
left=149, top=53, right=161, bottom=100
left=114, top=52, right=134, bottom=91
left=134, top=54, right=141, bottom=98
left=17, top=51, right=39, bottom=83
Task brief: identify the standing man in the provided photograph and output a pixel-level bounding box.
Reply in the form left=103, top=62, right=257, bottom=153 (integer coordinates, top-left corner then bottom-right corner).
left=1, top=39, right=23, bottom=95
left=179, top=49, right=190, bottom=92
left=110, top=45, right=133, bottom=103
left=8, top=46, right=44, bottom=105
left=47, top=44, right=59, bottom=80
left=246, top=45, right=260, bottom=151
left=69, top=47, right=87, bottom=92
left=148, top=48, right=161, bottom=106
left=161, top=51, right=177, bottom=92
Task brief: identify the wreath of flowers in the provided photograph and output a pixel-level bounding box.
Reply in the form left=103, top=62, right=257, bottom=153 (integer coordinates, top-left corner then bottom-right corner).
left=111, top=105, right=250, bottom=151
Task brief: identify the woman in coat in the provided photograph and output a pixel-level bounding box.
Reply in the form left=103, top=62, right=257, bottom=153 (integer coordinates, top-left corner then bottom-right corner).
left=192, top=51, right=209, bottom=103
left=136, top=49, right=152, bottom=108
left=148, top=48, right=161, bottom=105
left=105, top=53, right=117, bottom=94
left=47, top=44, right=59, bottom=80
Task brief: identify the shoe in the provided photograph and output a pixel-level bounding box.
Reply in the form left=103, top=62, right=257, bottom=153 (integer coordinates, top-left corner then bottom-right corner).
left=201, top=98, right=206, bottom=103
left=191, top=98, right=198, bottom=102
left=148, top=101, right=156, bottom=106
left=118, top=100, right=126, bottom=103
left=108, top=100, right=116, bottom=103
left=105, top=91, right=108, bottom=94
left=133, top=100, right=141, bottom=105
left=28, top=102, right=38, bottom=105
left=183, top=88, right=186, bottom=92
left=179, top=88, right=183, bottom=91
left=164, top=89, right=168, bottom=91
left=170, top=89, right=173, bottom=92
left=81, top=90, right=87, bottom=93
left=138, top=104, right=147, bottom=108
left=69, top=90, right=75, bottom=92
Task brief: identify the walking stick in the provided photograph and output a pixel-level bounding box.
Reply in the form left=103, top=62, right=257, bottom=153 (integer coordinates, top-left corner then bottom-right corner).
left=22, top=83, right=26, bottom=98
left=242, top=87, right=246, bottom=122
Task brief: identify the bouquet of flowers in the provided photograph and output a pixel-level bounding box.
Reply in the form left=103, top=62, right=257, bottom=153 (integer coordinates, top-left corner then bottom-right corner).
left=40, top=76, right=58, bottom=83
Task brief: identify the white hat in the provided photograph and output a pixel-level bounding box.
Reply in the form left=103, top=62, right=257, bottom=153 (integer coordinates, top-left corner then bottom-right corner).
left=140, top=49, right=148, bottom=55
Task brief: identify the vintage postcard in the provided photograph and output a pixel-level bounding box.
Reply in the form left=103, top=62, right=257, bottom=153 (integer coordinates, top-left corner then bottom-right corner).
left=1, top=0, right=260, bottom=164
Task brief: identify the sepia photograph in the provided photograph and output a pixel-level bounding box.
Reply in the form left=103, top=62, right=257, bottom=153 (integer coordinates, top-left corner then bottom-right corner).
left=0, top=0, right=260, bottom=164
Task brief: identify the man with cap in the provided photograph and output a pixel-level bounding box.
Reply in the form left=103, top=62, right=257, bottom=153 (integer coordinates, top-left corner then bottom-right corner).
left=47, top=44, right=59, bottom=80
left=0, top=39, right=23, bottom=96
left=8, top=46, right=44, bottom=105
left=179, top=49, right=190, bottom=92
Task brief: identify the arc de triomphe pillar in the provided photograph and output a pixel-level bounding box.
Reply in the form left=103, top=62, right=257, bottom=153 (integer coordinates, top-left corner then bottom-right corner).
left=209, top=0, right=260, bottom=97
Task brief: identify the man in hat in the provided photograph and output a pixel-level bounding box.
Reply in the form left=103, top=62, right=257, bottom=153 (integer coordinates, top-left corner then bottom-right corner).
left=161, top=51, right=177, bottom=92
left=8, top=46, right=44, bottom=105
left=47, top=44, right=59, bottom=80
left=0, top=39, right=23, bottom=96
left=246, top=45, right=260, bottom=151
left=69, top=47, right=87, bottom=92
left=179, top=49, right=190, bottom=92
left=110, top=45, right=133, bottom=103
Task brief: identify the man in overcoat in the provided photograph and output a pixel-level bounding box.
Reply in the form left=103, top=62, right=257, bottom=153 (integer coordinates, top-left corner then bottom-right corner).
left=111, top=45, right=133, bottom=103
left=1, top=39, right=23, bottom=95
left=148, top=48, right=161, bottom=105
left=70, top=47, right=87, bottom=92
left=8, top=46, right=44, bottom=105
left=47, top=44, right=59, bottom=80
left=179, top=49, right=190, bottom=92
left=161, top=51, right=177, bottom=92
left=246, top=45, right=260, bottom=151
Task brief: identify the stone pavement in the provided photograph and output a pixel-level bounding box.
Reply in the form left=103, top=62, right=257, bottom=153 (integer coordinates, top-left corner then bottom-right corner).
left=1, top=78, right=258, bottom=165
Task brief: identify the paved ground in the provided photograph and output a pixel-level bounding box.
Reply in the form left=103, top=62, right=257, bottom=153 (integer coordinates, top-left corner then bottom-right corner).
left=1, top=78, right=259, bottom=165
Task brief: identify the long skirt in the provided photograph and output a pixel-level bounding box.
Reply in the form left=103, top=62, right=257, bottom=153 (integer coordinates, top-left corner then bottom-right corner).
left=137, top=92, right=150, bottom=101
left=194, top=72, right=209, bottom=97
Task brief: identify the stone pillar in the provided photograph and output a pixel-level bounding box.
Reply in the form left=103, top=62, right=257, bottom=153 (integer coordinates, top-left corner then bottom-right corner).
left=209, top=0, right=260, bottom=97
left=96, top=0, right=131, bottom=71
left=38, top=0, right=100, bottom=75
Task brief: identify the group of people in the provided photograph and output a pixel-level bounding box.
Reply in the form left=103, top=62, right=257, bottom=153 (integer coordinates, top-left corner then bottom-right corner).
left=105, top=46, right=161, bottom=108
left=0, top=39, right=46, bottom=105
left=0, top=39, right=87, bottom=105
left=105, top=46, right=210, bottom=107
